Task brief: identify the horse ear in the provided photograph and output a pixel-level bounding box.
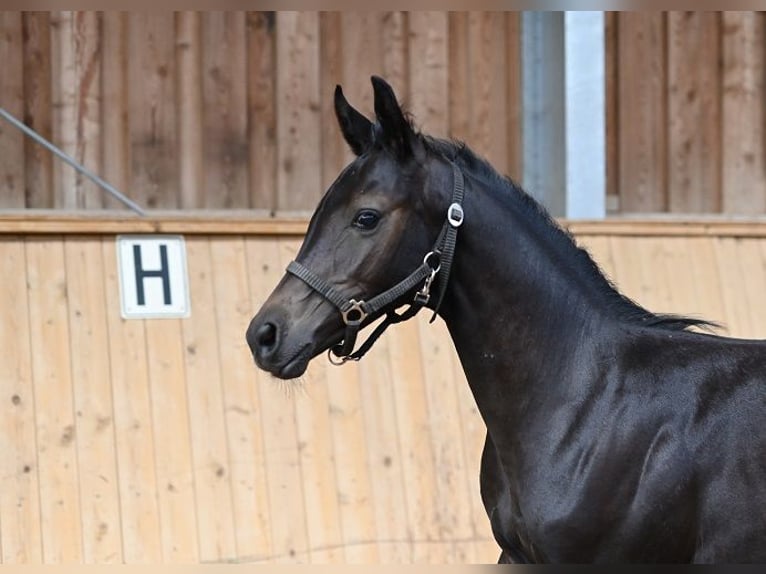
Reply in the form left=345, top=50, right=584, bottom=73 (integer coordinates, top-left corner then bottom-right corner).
left=334, top=85, right=373, bottom=156
left=371, top=75, right=424, bottom=162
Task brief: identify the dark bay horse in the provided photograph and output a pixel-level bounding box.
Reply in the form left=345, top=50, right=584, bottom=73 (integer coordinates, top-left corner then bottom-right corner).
left=246, top=76, right=766, bottom=563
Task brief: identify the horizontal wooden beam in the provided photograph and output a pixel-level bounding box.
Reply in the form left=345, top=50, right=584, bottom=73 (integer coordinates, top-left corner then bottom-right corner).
left=4, top=211, right=766, bottom=238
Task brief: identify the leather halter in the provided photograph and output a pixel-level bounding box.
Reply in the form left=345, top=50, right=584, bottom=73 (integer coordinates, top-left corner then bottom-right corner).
left=285, top=161, right=465, bottom=364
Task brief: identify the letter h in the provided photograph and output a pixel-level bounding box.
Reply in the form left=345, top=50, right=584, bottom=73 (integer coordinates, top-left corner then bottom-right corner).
left=133, top=244, right=172, bottom=306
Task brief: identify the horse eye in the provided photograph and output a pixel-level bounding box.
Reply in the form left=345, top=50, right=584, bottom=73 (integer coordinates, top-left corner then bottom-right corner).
left=353, top=209, right=381, bottom=230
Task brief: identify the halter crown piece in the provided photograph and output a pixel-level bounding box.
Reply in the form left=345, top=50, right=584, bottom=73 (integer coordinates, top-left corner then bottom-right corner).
left=286, top=161, right=465, bottom=364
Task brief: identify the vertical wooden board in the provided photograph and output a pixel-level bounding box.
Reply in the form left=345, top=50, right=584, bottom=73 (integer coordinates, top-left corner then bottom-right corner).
left=101, top=12, right=130, bottom=210
left=667, top=12, right=721, bottom=213
left=340, top=13, right=383, bottom=119
left=63, top=238, right=122, bottom=563
left=577, top=235, right=617, bottom=282
left=176, top=12, right=203, bottom=210
left=201, top=12, right=249, bottom=209
left=651, top=236, right=706, bottom=320
left=408, top=12, right=449, bottom=138
left=51, top=11, right=102, bottom=209
left=712, top=237, right=751, bottom=337
left=274, top=239, right=344, bottom=564
left=209, top=237, right=273, bottom=561
left=144, top=316, right=198, bottom=562
left=466, top=13, right=508, bottom=174
left=101, top=237, right=163, bottom=562
left=448, top=13, right=470, bottom=143
left=319, top=12, right=346, bottom=192
left=685, top=237, right=727, bottom=330
left=128, top=13, right=179, bottom=209
left=506, top=12, right=523, bottom=182
left=722, top=12, right=766, bottom=214
left=381, top=12, right=409, bottom=108
left=246, top=12, right=277, bottom=211
left=25, top=238, right=82, bottom=562
left=276, top=12, right=321, bottom=212
left=181, top=238, right=237, bottom=562
left=0, top=239, right=43, bottom=563
left=417, top=316, right=476, bottom=563
left=22, top=12, right=53, bottom=209
left=608, top=236, right=649, bottom=307
left=0, top=12, right=25, bottom=208
left=386, top=317, right=442, bottom=562
left=617, top=13, right=667, bottom=213
left=731, top=239, right=766, bottom=338
left=356, top=335, right=411, bottom=563
left=634, top=237, right=677, bottom=314
left=244, top=237, right=309, bottom=563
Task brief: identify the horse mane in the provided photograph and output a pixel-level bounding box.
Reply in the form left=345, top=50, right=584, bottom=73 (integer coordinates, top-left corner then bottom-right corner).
left=417, top=133, right=718, bottom=333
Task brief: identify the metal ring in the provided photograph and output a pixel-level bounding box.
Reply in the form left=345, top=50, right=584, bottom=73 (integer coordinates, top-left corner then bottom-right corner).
left=423, top=251, right=442, bottom=273
left=341, top=299, right=368, bottom=326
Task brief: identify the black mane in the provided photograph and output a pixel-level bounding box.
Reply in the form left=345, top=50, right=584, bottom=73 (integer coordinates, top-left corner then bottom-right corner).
left=419, top=133, right=717, bottom=333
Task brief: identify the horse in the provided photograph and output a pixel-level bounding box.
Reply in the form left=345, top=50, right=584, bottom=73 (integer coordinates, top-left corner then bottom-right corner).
left=246, top=76, right=766, bottom=563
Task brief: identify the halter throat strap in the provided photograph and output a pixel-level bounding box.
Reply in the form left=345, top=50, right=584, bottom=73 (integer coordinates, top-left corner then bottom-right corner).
left=286, top=161, right=465, bottom=362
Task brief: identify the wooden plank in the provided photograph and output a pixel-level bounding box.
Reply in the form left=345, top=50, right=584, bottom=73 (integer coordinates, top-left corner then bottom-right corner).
left=176, top=12, right=203, bottom=209
left=275, top=239, right=344, bottom=564
left=276, top=12, right=322, bottom=212
left=101, top=12, right=130, bottom=210
left=355, top=335, right=411, bottom=563
left=380, top=12, right=409, bottom=107
left=340, top=13, right=383, bottom=124
left=101, top=236, right=163, bottom=562
left=506, top=12, right=523, bottom=182
left=417, top=316, right=477, bottom=562
left=201, top=12, right=248, bottom=209
left=144, top=315, right=198, bottom=561
left=209, top=237, right=273, bottom=561
left=128, top=13, right=179, bottom=209
left=181, top=237, right=237, bottom=562
left=319, top=12, right=346, bottom=191
left=51, top=11, right=102, bottom=209
left=0, top=12, right=25, bottom=208
left=578, top=235, right=617, bottom=281
left=617, top=13, right=667, bottom=213
left=246, top=12, right=277, bottom=211
left=722, top=12, right=766, bottom=214
left=0, top=238, right=43, bottom=563
left=386, top=317, right=442, bottom=562
left=465, top=12, right=509, bottom=174
left=686, top=236, right=727, bottom=330
left=244, top=237, right=309, bottom=562
left=25, top=238, right=83, bottom=562
left=22, top=12, right=53, bottom=209
left=668, top=12, right=721, bottom=213
left=408, top=12, right=449, bottom=137
left=713, top=237, right=752, bottom=337
left=448, top=13, right=470, bottom=143
left=63, top=238, right=122, bottom=562
left=727, top=238, right=766, bottom=338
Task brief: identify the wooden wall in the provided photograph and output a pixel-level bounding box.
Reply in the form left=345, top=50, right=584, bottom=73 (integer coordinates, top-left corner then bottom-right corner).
left=1, top=11, right=765, bottom=215
left=2, top=217, right=766, bottom=563
left=0, top=11, right=521, bottom=213
left=608, top=11, right=766, bottom=214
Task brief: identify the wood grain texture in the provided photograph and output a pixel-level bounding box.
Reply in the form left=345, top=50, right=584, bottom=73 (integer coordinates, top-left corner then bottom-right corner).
left=668, top=12, right=721, bottom=213
left=618, top=13, right=667, bottom=213
left=176, top=12, right=203, bottom=210
left=275, top=12, right=321, bottom=212
left=0, top=238, right=43, bottom=563
left=3, top=227, right=766, bottom=563
left=722, top=12, right=766, bottom=214
left=0, top=12, right=25, bottom=208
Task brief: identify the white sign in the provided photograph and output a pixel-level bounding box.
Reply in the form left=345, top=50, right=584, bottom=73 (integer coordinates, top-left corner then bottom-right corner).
left=116, top=235, right=190, bottom=319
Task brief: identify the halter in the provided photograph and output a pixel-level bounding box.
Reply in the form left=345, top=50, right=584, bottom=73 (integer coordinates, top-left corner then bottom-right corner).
left=285, top=161, right=465, bottom=364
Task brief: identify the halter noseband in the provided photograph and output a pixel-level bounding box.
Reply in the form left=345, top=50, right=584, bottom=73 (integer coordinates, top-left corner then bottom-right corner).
left=286, top=161, right=465, bottom=364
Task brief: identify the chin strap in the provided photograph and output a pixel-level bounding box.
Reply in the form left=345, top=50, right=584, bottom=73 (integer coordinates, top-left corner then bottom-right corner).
left=285, top=161, right=465, bottom=364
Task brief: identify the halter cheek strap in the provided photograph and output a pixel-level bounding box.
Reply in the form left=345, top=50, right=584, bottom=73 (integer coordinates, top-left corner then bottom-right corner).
left=286, top=161, right=465, bottom=363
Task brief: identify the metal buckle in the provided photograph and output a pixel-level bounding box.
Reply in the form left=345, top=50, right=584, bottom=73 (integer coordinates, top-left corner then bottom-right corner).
left=341, top=299, right=368, bottom=326
left=447, top=203, right=464, bottom=227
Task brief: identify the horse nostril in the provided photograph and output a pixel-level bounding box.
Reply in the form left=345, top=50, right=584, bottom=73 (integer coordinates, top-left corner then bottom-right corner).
left=255, top=322, right=278, bottom=350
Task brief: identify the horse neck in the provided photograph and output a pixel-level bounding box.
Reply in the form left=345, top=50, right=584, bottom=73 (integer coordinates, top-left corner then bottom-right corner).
left=432, top=164, right=614, bottom=441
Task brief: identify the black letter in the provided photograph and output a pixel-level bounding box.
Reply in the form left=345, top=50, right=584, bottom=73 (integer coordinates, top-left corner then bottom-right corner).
left=133, top=244, right=172, bottom=306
